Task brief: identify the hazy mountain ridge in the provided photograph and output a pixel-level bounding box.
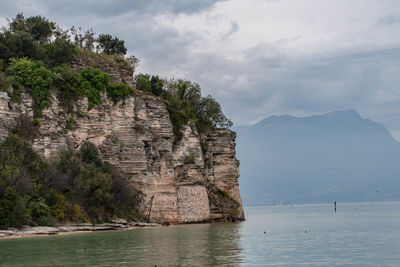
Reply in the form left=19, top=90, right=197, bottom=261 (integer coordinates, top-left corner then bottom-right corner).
left=236, top=109, right=400, bottom=205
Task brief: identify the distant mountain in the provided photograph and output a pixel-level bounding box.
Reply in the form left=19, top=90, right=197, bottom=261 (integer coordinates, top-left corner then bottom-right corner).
left=235, top=109, right=400, bottom=205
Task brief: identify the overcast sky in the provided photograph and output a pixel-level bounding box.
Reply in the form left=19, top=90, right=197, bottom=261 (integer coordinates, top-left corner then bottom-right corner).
left=1, top=0, right=400, bottom=138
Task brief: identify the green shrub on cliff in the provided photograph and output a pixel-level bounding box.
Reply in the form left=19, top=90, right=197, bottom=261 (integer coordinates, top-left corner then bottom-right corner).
left=78, top=67, right=110, bottom=110
left=184, top=153, right=196, bottom=165
left=0, top=14, right=135, bottom=112
left=197, top=95, right=233, bottom=130
left=153, top=79, right=232, bottom=141
left=133, top=74, right=232, bottom=138
left=65, top=116, right=76, bottom=130
left=165, top=79, right=232, bottom=131
left=165, top=79, right=202, bottom=121
left=80, top=141, right=101, bottom=165
left=0, top=72, right=10, bottom=91
left=134, top=73, right=151, bottom=93
left=167, top=107, right=188, bottom=141
left=6, top=59, right=134, bottom=114
left=107, top=82, right=135, bottom=104
left=134, top=73, right=165, bottom=97
left=0, top=59, right=10, bottom=91
left=53, top=65, right=83, bottom=111
left=6, top=58, right=55, bottom=115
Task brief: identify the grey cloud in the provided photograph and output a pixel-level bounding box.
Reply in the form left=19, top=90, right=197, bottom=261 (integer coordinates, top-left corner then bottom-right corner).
left=165, top=42, right=400, bottom=135
left=221, top=21, right=239, bottom=40
left=163, top=0, right=228, bottom=14
left=0, top=0, right=227, bottom=19
left=378, top=15, right=400, bottom=26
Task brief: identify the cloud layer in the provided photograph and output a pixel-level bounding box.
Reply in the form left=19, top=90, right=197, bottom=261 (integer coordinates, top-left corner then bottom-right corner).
left=1, top=0, right=400, bottom=138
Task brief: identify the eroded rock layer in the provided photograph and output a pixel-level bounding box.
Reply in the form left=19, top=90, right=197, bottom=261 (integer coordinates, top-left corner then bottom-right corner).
left=0, top=90, right=244, bottom=223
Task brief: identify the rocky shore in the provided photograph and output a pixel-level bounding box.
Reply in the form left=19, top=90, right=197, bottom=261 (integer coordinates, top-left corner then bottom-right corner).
left=0, top=221, right=161, bottom=239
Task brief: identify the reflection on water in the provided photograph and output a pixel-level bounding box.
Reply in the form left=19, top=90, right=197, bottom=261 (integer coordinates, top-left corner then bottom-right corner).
left=0, top=222, right=243, bottom=267
left=2, top=202, right=400, bottom=266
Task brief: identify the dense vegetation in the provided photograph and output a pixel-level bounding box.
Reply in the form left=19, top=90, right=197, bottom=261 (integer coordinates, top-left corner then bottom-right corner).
left=135, top=74, right=232, bottom=140
left=0, top=14, right=75, bottom=68
left=0, top=13, right=129, bottom=68
left=5, top=58, right=134, bottom=116
left=0, top=13, right=135, bottom=116
left=0, top=135, right=142, bottom=229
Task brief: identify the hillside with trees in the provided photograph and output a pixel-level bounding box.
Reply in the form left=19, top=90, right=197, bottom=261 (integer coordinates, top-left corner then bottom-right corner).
left=0, top=14, right=233, bottom=229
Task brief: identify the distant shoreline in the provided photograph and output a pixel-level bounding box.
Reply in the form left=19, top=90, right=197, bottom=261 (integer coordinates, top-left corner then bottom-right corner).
left=0, top=222, right=162, bottom=240
left=242, top=200, right=400, bottom=207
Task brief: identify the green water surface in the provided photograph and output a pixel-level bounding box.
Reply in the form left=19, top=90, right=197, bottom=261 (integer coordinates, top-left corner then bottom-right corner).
left=0, top=222, right=242, bottom=266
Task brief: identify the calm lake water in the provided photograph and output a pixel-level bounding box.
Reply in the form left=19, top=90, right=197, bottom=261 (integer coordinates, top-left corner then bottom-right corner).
left=1, top=202, right=400, bottom=266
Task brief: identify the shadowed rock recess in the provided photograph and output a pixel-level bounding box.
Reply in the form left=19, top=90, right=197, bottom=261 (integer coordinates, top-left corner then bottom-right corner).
left=0, top=73, right=244, bottom=224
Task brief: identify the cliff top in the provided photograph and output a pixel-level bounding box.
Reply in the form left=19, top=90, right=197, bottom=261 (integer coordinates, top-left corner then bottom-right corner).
left=0, top=13, right=232, bottom=139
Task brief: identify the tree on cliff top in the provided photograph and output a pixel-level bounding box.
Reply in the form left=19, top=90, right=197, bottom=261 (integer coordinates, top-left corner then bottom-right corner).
left=0, top=13, right=74, bottom=66
left=197, top=95, right=233, bottom=130
left=0, top=14, right=131, bottom=68
left=97, top=34, right=127, bottom=56
left=9, top=13, right=55, bottom=44
left=134, top=73, right=232, bottom=137
left=164, top=79, right=232, bottom=130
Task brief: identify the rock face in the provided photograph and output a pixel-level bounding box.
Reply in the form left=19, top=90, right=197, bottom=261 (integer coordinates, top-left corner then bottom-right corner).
left=0, top=89, right=244, bottom=224
left=203, top=129, right=244, bottom=221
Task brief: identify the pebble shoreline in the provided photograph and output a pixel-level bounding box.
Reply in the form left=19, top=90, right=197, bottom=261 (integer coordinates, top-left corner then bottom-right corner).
left=0, top=221, right=161, bottom=239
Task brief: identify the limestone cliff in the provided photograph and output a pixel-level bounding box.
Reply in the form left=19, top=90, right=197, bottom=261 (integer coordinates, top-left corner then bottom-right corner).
left=0, top=88, right=244, bottom=224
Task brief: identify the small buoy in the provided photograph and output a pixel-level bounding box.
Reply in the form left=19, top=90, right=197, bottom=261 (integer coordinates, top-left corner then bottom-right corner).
left=264, top=231, right=266, bottom=234
left=305, top=230, right=308, bottom=233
